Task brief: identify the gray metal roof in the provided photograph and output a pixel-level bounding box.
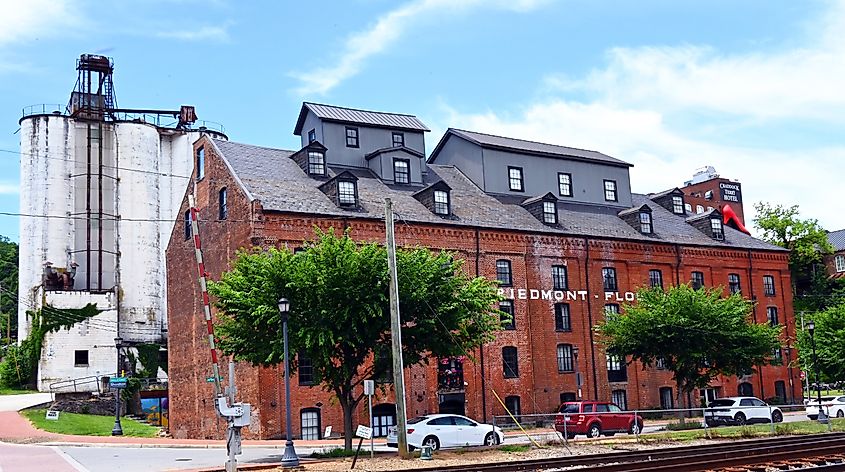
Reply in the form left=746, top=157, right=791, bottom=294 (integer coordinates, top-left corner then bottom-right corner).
left=211, top=138, right=783, bottom=252
left=828, top=229, right=845, bottom=251
left=293, top=102, right=430, bottom=135
left=429, top=128, right=632, bottom=167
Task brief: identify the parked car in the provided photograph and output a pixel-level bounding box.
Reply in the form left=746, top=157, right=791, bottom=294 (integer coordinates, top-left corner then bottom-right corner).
left=806, top=395, right=845, bottom=419
left=554, top=401, right=643, bottom=439
left=704, top=397, right=783, bottom=426
left=385, top=414, right=504, bottom=451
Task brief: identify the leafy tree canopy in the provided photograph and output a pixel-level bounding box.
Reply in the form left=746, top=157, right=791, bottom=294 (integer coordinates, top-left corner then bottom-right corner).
left=0, top=235, right=18, bottom=344
left=596, top=285, right=782, bottom=411
left=753, top=202, right=833, bottom=296
left=209, top=228, right=503, bottom=448
left=797, top=302, right=845, bottom=383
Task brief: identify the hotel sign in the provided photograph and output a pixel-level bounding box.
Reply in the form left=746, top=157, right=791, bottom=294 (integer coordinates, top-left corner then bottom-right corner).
left=719, top=182, right=742, bottom=203
left=498, top=288, right=637, bottom=302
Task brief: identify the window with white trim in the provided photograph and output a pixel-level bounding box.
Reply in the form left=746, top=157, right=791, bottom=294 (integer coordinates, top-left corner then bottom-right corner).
left=392, top=132, right=404, bottom=147
left=543, top=201, right=557, bottom=224
left=672, top=196, right=684, bottom=214
left=604, top=180, right=617, bottom=201
left=711, top=218, right=724, bottom=240
left=639, top=211, right=652, bottom=234
left=763, top=275, right=775, bottom=296
left=433, top=190, right=449, bottom=215
left=307, top=151, right=325, bottom=176
left=338, top=180, right=356, bottom=206
left=508, top=167, right=524, bottom=191
left=558, top=173, right=572, bottom=197
left=836, top=255, right=845, bottom=273
left=393, top=159, right=410, bottom=184
left=345, top=127, right=359, bottom=147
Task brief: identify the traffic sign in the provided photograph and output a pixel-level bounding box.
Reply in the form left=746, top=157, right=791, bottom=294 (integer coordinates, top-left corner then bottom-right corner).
left=206, top=376, right=220, bottom=383
left=109, top=377, right=128, bottom=389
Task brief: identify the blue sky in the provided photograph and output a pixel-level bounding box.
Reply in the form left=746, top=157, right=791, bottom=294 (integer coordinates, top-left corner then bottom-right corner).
left=1, top=0, right=843, bottom=241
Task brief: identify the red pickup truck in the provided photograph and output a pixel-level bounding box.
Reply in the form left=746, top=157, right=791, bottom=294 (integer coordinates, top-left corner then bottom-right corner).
left=554, top=401, right=643, bottom=439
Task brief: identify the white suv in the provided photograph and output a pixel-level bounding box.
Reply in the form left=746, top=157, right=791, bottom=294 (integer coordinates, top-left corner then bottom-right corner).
left=806, top=395, right=845, bottom=419
left=704, top=397, right=783, bottom=426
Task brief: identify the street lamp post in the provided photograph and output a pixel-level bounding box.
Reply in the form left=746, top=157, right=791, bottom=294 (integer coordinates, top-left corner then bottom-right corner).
left=277, top=298, right=299, bottom=467
left=112, top=337, right=124, bottom=436
left=807, top=321, right=828, bottom=424
left=784, top=345, right=794, bottom=405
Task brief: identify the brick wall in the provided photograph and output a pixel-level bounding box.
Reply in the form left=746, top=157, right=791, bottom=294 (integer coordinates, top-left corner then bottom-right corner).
left=166, top=136, right=798, bottom=440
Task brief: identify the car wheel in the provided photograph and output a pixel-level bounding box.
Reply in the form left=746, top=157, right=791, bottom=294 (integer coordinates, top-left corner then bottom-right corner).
left=629, top=420, right=642, bottom=435
left=587, top=423, right=602, bottom=438
left=836, top=409, right=844, bottom=418
left=734, top=412, right=746, bottom=426
left=484, top=432, right=499, bottom=446
left=772, top=410, right=783, bottom=423
left=422, top=435, right=440, bottom=451
left=566, top=433, right=576, bottom=440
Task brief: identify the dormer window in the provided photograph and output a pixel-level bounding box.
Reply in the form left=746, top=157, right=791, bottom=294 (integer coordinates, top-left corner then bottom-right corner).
left=604, top=180, right=617, bottom=202
left=672, top=196, right=684, bottom=214
left=338, top=180, right=357, bottom=206
left=392, top=132, right=404, bottom=147
left=639, top=211, right=652, bottom=234
left=558, top=173, right=572, bottom=197
left=711, top=218, right=724, bottom=240
left=508, top=167, right=524, bottom=192
left=543, top=201, right=557, bottom=224
left=433, top=190, right=450, bottom=215
left=393, top=158, right=410, bottom=184
left=307, top=150, right=326, bottom=176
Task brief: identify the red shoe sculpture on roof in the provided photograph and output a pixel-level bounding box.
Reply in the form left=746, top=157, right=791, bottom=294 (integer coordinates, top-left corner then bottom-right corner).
left=722, top=204, right=750, bottom=234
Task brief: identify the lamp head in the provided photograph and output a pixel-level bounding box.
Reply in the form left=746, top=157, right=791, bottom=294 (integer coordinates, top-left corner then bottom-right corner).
left=114, top=337, right=123, bottom=348
left=808, top=320, right=815, bottom=334
left=278, top=297, right=290, bottom=321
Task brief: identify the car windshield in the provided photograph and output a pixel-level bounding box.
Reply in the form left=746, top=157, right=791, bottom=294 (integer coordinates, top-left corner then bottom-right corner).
left=709, top=399, right=736, bottom=407
left=407, top=416, right=428, bottom=424
left=559, top=404, right=580, bottom=414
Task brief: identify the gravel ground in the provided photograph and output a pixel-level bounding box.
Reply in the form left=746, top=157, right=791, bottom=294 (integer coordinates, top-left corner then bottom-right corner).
left=287, top=438, right=717, bottom=472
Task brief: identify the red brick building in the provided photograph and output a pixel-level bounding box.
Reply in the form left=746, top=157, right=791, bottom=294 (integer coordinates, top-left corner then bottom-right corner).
left=166, top=103, right=799, bottom=440
left=681, top=166, right=748, bottom=232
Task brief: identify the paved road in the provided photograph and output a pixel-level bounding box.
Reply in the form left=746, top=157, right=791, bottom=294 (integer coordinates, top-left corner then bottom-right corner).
left=0, top=443, right=84, bottom=472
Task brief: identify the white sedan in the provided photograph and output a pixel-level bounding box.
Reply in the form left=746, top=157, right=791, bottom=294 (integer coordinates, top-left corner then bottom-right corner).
left=806, top=395, right=845, bottom=419
left=386, top=414, right=504, bottom=451
left=704, top=397, right=783, bottom=426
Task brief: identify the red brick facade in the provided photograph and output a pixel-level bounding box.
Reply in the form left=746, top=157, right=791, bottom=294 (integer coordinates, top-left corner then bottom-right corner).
left=683, top=178, right=746, bottom=226
left=167, top=136, right=799, bottom=440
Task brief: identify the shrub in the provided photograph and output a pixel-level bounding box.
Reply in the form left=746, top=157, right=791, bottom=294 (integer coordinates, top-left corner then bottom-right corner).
left=310, top=448, right=359, bottom=458
left=499, top=445, right=530, bottom=453
left=666, top=421, right=703, bottom=431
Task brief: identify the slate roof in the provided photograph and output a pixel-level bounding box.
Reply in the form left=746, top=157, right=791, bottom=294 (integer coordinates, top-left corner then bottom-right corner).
left=828, top=229, right=845, bottom=251
left=211, top=138, right=784, bottom=252
left=293, top=102, right=430, bottom=135
left=429, top=128, right=632, bottom=168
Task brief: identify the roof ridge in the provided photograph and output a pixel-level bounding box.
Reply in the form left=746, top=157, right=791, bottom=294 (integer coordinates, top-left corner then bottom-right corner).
left=305, top=102, right=420, bottom=118
left=451, top=128, right=604, bottom=155
left=214, top=138, right=295, bottom=154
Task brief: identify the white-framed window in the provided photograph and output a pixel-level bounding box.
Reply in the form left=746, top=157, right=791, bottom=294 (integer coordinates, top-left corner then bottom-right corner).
left=672, top=196, right=684, bottom=214
left=612, top=389, right=628, bottom=410
left=763, top=275, right=776, bottom=296
left=542, top=201, right=557, bottom=224
left=338, top=180, right=356, bottom=206
left=836, top=255, right=845, bottom=273
left=196, top=146, right=205, bottom=180
left=696, top=204, right=705, bottom=214
left=508, top=167, right=524, bottom=191
left=393, top=159, right=410, bottom=184
left=392, top=132, right=404, bottom=147
left=558, top=173, right=572, bottom=197
left=345, top=127, right=359, bottom=147
left=307, top=151, right=325, bottom=175
left=433, top=190, right=449, bottom=215
left=711, top=218, right=724, bottom=240
left=685, top=203, right=693, bottom=213
left=604, top=180, right=617, bottom=201
left=301, top=409, right=321, bottom=440
left=639, top=211, right=652, bottom=234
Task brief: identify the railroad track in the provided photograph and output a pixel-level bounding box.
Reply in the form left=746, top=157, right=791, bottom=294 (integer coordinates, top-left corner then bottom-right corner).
left=412, top=433, right=845, bottom=472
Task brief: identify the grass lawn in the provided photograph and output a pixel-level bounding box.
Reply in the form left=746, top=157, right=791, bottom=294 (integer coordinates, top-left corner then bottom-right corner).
left=22, top=408, right=160, bottom=437
left=645, top=418, right=845, bottom=442
left=0, top=388, right=36, bottom=395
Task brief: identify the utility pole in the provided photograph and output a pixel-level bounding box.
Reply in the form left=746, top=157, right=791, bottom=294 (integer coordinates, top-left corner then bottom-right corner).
left=800, top=311, right=810, bottom=402
left=385, top=198, right=410, bottom=459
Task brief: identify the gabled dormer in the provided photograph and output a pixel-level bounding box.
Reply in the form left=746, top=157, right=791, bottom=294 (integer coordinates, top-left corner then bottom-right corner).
left=522, top=192, right=559, bottom=226
left=365, top=146, right=425, bottom=184
left=648, top=188, right=686, bottom=216
left=412, top=180, right=452, bottom=218
left=618, top=204, right=654, bottom=235
left=318, top=171, right=360, bottom=210
left=289, top=141, right=328, bottom=178
left=687, top=209, right=725, bottom=241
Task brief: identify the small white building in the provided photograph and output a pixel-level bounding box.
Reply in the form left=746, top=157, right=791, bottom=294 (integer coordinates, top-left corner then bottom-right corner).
left=17, top=55, right=224, bottom=391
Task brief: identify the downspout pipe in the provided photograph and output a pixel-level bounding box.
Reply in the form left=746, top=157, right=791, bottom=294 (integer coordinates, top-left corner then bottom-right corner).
left=476, top=227, right=487, bottom=421
left=584, top=237, right=599, bottom=400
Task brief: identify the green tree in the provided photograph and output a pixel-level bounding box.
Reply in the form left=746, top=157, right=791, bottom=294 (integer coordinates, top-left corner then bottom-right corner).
left=797, top=302, right=845, bottom=384
left=596, top=285, right=782, bottom=417
left=209, top=229, right=503, bottom=449
left=752, top=202, right=833, bottom=298
left=0, top=235, right=18, bottom=345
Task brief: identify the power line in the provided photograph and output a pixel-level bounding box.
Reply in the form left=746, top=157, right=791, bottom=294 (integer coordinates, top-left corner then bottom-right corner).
left=0, top=147, right=193, bottom=180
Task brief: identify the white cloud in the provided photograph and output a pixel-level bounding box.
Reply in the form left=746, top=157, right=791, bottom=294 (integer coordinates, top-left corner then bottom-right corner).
left=290, top=0, right=554, bottom=96
left=435, top=1, right=845, bottom=232
left=0, top=0, right=82, bottom=46
left=155, top=25, right=230, bottom=42
left=0, top=182, right=19, bottom=195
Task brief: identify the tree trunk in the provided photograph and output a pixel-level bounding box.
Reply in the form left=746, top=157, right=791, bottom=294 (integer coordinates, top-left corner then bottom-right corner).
left=676, top=380, right=686, bottom=424
left=340, top=394, right=355, bottom=450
